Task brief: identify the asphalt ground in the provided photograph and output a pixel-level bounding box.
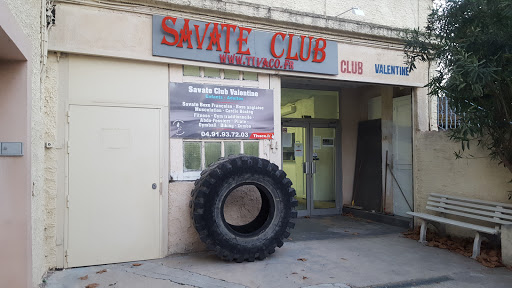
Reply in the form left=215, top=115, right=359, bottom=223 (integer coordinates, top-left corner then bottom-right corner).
left=44, top=215, right=512, bottom=288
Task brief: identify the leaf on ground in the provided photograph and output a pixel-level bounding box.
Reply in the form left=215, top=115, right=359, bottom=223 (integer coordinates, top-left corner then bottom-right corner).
left=297, top=258, right=307, bottom=261
left=96, top=269, right=107, bottom=274
left=85, top=284, right=99, bottom=288
left=340, top=258, right=347, bottom=261
left=132, top=263, right=142, bottom=267
left=303, top=276, right=308, bottom=280
left=352, top=232, right=359, bottom=235
left=291, top=272, right=298, bottom=274
left=79, top=275, right=88, bottom=280
left=344, top=230, right=349, bottom=232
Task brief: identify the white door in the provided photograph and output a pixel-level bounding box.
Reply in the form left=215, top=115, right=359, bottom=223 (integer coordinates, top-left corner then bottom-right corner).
left=67, top=105, right=161, bottom=267
left=392, top=96, right=413, bottom=217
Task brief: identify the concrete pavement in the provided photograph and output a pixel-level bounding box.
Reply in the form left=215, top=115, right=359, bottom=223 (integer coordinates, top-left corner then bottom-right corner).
left=43, top=215, right=512, bottom=288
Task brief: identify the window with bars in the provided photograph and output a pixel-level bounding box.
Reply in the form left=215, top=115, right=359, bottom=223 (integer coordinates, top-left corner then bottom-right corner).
left=437, top=96, right=460, bottom=130
left=183, top=140, right=260, bottom=171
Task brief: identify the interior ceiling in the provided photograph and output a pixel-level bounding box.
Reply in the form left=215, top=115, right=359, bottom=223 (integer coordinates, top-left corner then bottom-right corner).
left=281, top=76, right=369, bottom=91
left=280, top=76, right=369, bottom=106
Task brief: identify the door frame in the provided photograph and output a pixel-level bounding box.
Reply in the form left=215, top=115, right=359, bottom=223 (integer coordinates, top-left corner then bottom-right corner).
left=282, top=118, right=342, bottom=217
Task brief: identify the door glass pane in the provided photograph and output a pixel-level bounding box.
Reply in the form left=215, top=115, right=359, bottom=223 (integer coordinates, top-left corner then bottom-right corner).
left=224, top=141, right=241, bottom=156
left=184, top=142, right=201, bottom=171
left=312, top=127, right=336, bottom=209
left=282, top=127, right=307, bottom=211
left=243, top=141, right=259, bottom=156
left=205, top=142, right=221, bottom=167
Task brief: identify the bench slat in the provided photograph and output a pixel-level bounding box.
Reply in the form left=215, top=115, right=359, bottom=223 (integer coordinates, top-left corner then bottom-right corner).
left=407, top=212, right=498, bottom=234
left=431, top=193, right=512, bottom=209
left=427, top=201, right=512, bottom=222
left=427, top=206, right=512, bottom=225
left=429, top=196, right=512, bottom=215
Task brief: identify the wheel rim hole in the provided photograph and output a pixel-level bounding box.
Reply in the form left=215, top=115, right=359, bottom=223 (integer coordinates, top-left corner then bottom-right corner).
left=223, top=185, right=262, bottom=227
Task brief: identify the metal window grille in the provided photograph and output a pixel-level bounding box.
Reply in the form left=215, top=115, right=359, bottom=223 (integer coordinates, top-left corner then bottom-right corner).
left=437, top=96, right=460, bottom=130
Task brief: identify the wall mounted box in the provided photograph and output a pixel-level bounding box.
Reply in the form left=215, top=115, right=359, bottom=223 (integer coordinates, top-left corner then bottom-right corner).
left=0, top=142, right=23, bottom=156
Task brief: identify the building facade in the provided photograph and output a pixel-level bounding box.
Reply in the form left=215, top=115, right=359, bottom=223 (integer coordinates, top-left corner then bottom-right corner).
left=6, top=1, right=510, bottom=287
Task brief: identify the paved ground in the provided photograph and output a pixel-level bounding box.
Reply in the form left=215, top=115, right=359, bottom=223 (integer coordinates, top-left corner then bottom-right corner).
left=44, top=215, right=512, bottom=288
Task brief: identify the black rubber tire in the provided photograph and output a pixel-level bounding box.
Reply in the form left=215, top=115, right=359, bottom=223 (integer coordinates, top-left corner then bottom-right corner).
left=190, top=155, right=297, bottom=262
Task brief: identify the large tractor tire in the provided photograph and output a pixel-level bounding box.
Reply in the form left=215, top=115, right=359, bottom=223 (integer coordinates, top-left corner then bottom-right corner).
left=190, top=155, right=297, bottom=262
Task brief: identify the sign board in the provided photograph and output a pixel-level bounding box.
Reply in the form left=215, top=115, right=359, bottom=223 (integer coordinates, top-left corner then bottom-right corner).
left=153, top=15, right=338, bottom=75
left=337, top=43, right=429, bottom=87
left=170, top=83, right=274, bottom=139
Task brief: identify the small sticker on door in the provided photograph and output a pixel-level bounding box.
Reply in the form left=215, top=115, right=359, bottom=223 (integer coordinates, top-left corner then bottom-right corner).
left=294, top=143, right=304, bottom=157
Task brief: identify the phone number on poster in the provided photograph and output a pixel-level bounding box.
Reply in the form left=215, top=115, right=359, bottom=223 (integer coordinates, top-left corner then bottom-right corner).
left=201, top=131, right=250, bottom=138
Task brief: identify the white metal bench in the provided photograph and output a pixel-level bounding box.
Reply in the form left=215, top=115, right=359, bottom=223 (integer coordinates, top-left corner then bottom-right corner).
left=407, top=193, right=512, bottom=259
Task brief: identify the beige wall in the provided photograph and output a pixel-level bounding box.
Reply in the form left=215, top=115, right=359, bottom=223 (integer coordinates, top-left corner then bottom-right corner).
left=414, top=131, right=512, bottom=236
left=0, top=61, right=32, bottom=288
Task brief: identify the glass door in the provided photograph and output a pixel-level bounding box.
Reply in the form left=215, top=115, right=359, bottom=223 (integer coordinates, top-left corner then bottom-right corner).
left=282, top=120, right=340, bottom=217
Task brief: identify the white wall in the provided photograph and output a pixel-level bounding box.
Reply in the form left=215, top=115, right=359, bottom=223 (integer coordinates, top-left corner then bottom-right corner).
left=142, top=0, right=431, bottom=30
left=414, top=131, right=512, bottom=236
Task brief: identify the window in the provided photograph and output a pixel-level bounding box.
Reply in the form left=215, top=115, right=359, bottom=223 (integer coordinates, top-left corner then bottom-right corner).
left=183, top=65, right=258, bottom=81
left=172, top=65, right=263, bottom=180
left=183, top=140, right=260, bottom=172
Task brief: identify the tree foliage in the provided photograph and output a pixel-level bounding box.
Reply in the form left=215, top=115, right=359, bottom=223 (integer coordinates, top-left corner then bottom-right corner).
left=404, top=0, right=512, bottom=172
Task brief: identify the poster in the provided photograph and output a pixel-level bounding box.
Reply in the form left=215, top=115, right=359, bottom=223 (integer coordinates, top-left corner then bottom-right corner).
left=170, top=82, right=274, bottom=139
left=294, top=143, right=304, bottom=157
left=313, top=136, right=322, bottom=149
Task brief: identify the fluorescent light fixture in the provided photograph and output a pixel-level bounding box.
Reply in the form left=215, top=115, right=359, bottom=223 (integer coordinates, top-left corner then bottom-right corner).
left=336, top=7, right=365, bottom=17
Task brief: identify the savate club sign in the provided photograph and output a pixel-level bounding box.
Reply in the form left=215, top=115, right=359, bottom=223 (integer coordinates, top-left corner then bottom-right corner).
left=152, top=15, right=338, bottom=75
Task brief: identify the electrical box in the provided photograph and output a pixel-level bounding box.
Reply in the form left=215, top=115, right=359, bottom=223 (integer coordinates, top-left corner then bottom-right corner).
left=0, top=142, right=23, bottom=156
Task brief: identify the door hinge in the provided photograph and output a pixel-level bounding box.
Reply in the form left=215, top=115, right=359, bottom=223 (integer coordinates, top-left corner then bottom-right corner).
left=67, top=110, right=71, bottom=123
left=67, top=141, right=70, bottom=154
left=66, top=194, right=70, bottom=208
left=65, top=250, right=70, bottom=264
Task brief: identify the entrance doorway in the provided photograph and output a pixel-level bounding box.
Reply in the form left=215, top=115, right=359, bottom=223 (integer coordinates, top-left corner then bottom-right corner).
left=282, top=119, right=341, bottom=217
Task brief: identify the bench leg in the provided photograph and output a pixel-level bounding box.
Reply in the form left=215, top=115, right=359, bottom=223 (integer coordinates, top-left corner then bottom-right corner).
left=472, top=232, right=482, bottom=259
left=419, top=219, right=427, bottom=244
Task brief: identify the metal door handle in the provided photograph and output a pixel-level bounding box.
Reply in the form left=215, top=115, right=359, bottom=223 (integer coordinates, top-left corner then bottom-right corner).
left=311, top=161, right=316, bottom=174
left=152, top=183, right=157, bottom=189
left=303, top=162, right=310, bottom=174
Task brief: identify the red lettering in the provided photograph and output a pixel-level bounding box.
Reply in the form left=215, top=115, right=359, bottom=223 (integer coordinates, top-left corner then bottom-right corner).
left=312, top=38, right=327, bottom=63
left=341, top=60, right=346, bottom=73
left=177, top=19, right=193, bottom=48
left=237, top=27, right=252, bottom=55
left=194, top=23, right=211, bottom=49
left=221, top=24, right=237, bottom=53
left=351, top=61, right=357, bottom=74
left=271, top=32, right=286, bottom=58
left=274, top=59, right=280, bottom=68
left=299, top=36, right=313, bottom=61
left=358, top=62, right=363, bottom=74
left=263, top=58, right=269, bottom=67
left=269, top=59, right=275, bottom=67
left=235, top=55, right=243, bottom=64
left=219, top=54, right=227, bottom=63
left=286, top=34, right=299, bottom=60
left=206, top=23, right=222, bottom=51
left=256, top=57, right=264, bottom=67
left=161, top=16, right=179, bottom=46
